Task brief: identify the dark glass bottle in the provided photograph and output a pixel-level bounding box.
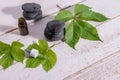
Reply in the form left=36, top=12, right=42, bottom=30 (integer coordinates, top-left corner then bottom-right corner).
left=18, top=17, right=29, bottom=35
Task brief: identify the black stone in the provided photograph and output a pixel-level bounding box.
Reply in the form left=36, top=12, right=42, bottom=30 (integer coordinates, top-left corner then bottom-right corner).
left=22, top=3, right=42, bottom=20
left=22, top=3, right=41, bottom=12
left=44, top=20, right=65, bottom=41
left=23, top=10, right=42, bottom=20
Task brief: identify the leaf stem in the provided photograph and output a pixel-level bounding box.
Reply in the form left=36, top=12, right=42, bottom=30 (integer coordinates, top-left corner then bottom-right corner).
left=73, top=16, right=80, bottom=21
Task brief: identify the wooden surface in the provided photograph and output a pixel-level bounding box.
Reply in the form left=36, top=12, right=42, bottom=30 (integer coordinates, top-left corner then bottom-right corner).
left=0, top=0, right=120, bottom=80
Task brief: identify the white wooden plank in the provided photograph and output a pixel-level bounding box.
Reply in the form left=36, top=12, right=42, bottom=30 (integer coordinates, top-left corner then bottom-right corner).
left=58, top=0, right=86, bottom=8
left=0, top=14, right=120, bottom=80
left=0, top=0, right=21, bottom=25
left=81, top=0, right=120, bottom=18
left=66, top=51, right=120, bottom=80
left=0, top=0, right=21, bottom=33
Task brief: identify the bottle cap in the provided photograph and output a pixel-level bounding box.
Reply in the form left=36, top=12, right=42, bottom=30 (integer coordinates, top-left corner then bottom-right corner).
left=30, top=49, right=39, bottom=58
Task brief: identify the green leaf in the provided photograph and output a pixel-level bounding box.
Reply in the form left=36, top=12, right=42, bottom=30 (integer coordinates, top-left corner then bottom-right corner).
left=11, top=49, right=25, bottom=62
left=41, top=49, right=57, bottom=72
left=74, top=4, right=91, bottom=15
left=0, top=41, right=25, bottom=69
left=0, top=54, right=13, bottom=69
left=65, top=20, right=82, bottom=48
left=54, top=10, right=73, bottom=22
left=92, top=12, right=109, bottom=22
left=26, top=58, right=41, bottom=68
left=78, top=20, right=101, bottom=41
left=26, top=43, right=39, bottom=51
left=77, top=10, right=109, bottom=22
left=0, top=41, right=10, bottom=56
left=0, top=51, right=3, bottom=56
left=12, top=41, right=24, bottom=49
left=38, top=40, right=48, bottom=53
left=11, top=41, right=25, bottom=62
left=0, top=41, right=10, bottom=49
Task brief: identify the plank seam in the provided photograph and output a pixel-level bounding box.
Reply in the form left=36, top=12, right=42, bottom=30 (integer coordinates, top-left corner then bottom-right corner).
left=63, top=50, right=120, bottom=80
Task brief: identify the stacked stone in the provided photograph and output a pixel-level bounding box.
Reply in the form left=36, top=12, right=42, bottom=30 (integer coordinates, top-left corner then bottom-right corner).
left=22, top=3, right=42, bottom=20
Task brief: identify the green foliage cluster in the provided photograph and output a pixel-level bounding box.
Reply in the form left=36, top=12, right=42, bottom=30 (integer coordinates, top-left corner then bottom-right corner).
left=0, top=4, right=108, bottom=71
left=55, top=4, right=108, bottom=48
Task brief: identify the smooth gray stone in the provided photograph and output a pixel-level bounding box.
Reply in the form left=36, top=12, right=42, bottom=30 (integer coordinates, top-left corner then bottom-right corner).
left=50, top=30, right=64, bottom=41
left=44, top=20, right=65, bottom=41
left=22, top=3, right=41, bottom=12
left=23, top=10, right=42, bottom=20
